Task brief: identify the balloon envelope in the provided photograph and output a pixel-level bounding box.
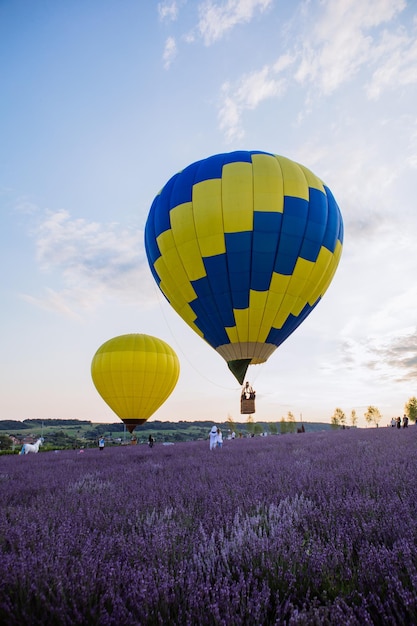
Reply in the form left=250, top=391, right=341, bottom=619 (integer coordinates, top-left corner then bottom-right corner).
left=144, top=150, right=343, bottom=383
left=91, top=334, right=180, bottom=433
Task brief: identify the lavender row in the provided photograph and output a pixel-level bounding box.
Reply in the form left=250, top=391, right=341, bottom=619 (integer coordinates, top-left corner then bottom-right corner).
left=1, top=427, right=417, bottom=624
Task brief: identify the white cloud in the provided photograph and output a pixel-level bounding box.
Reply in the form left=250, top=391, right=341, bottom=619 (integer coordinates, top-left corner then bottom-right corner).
left=366, top=29, right=417, bottom=99
left=158, top=1, right=179, bottom=22
left=238, top=66, right=286, bottom=108
left=163, top=36, right=178, bottom=68
left=21, top=288, right=97, bottom=320
left=216, top=0, right=412, bottom=139
left=13, top=198, right=39, bottom=215
left=295, top=0, right=407, bottom=95
left=198, top=0, right=273, bottom=45
left=23, top=210, right=154, bottom=318
left=218, top=64, right=290, bottom=141
left=341, top=327, right=417, bottom=385
left=406, top=119, right=417, bottom=168
left=218, top=88, right=244, bottom=141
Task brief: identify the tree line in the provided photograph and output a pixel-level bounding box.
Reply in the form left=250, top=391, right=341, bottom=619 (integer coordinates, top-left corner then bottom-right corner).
left=330, top=396, right=417, bottom=428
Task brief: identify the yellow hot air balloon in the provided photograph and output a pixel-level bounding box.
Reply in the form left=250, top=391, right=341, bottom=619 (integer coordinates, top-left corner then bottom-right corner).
left=91, top=334, right=180, bottom=433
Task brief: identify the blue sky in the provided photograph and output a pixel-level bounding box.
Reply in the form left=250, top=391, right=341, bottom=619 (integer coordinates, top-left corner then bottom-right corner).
left=1, top=0, right=417, bottom=428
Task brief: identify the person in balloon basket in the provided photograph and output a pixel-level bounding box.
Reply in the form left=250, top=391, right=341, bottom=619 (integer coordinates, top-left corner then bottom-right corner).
left=241, top=382, right=255, bottom=400
left=98, top=437, right=105, bottom=451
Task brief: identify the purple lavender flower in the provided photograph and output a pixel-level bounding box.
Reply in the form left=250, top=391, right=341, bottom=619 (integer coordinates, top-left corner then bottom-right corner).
left=1, top=429, right=417, bottom=624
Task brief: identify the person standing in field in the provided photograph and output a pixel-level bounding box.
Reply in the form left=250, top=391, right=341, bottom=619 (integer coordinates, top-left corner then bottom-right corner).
left=209, top=425, right=218, bottom=450
left=216, top=428, right=223, bottom=449
left=98, top=436, right=105, bottom=451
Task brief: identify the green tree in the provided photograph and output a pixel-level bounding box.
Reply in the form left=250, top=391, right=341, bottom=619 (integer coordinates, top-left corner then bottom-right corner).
left=364, top=405, right=382, bottom=427
left=280, top=417, right=288, bottom=435
left=246, top=414, right=255, bottom=436
left=226, top=413, right=237, bottom=436
left=331, top=408, right=345, bottom=429
left=0, top=434, right=13, bottom=450
left=405, top=397, right=417, bottom=422
left=254, top=423, right=263, bottom=436
left=350, top=409, right=357, bottom=427
left=287, top=411, right=296, bottom=434
left=269, top=422, right=278, bottom=435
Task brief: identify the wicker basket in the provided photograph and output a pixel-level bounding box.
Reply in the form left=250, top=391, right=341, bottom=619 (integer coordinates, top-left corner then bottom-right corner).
left=240, top=398, right=256, bottom=414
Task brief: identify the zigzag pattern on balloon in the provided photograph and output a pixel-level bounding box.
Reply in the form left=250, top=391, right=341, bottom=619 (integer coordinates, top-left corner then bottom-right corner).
left=145, top=151, right=343, bottom=381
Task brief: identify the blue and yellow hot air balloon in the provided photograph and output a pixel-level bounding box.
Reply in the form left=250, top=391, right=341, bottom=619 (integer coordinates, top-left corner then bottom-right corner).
left=91, top=334, right=180, bottom=433
left=144, top=151, right=343, bottom=384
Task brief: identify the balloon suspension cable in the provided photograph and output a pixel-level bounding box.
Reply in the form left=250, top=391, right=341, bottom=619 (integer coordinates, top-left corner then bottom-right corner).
left=152, top=282, right=239, bottom=391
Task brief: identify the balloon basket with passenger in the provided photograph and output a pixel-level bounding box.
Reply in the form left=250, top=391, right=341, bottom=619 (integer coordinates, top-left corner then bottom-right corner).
left=240, top=381, right=256, bottom=414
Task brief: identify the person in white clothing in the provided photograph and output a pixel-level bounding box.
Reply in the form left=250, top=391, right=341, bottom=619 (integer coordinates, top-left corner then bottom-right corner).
left=209, top=425, right=218, bottom=450
left=216, top=428, right=223, bottom=449
left=241, top=382, right=255, bottom=399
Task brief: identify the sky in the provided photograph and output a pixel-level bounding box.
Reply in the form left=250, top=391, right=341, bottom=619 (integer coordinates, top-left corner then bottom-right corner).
left=1, top=0, right=417, bottom=429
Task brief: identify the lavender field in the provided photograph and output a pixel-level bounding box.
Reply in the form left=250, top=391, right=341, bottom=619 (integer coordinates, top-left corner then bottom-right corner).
left=1, top=427, right=417, bottom=625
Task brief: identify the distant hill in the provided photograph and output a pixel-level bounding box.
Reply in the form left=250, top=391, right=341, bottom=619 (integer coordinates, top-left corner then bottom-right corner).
left=0, top=417, right=333, bottom=442
left=1, top=418, right=337, bottom=453
left=0, top=418, right=91, bottom=430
